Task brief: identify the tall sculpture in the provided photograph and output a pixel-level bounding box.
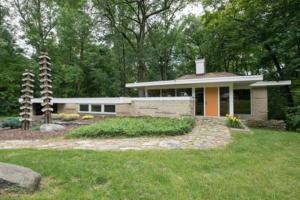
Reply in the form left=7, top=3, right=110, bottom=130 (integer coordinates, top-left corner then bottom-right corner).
left=20, top=69, right=34, bottom=130
left=39, top=52, right=53, bottom=124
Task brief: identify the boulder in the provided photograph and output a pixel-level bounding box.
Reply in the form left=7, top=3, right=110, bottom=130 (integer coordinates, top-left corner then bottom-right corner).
left=0, top=162, right=41, bottom=191
left=40, top=123, right=65, bottom=132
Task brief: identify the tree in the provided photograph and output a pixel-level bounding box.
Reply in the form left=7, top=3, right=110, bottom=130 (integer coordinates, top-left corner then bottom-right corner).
left=94, top=0, right=188, bottom=95
left=0, top=3, right=30, bottom=115
left=13, top=0, right=58, bottom=52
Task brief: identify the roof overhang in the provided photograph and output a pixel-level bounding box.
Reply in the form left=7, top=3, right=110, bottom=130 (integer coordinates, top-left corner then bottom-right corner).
left=28, top=97, right=193, bottom=104
left=250, top=81, right=291, bottom=87
left=31, top=97, right=132, bottom=104
left=126, top=75, right=263, bottom=88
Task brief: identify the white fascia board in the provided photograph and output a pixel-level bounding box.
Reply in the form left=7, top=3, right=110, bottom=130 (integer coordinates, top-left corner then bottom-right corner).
left=131, top=97, right=193, bottom=101
left=31, top=97, right=132, bottom=104
left=126, top=75, right=263, bottom=88
left=250, top=80, right=291, bottom=87
left=30, top=97, right=193, bottom=104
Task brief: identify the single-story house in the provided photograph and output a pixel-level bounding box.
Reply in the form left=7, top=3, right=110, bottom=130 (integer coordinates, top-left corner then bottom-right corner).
left=31, top=59, right=291, bottom=120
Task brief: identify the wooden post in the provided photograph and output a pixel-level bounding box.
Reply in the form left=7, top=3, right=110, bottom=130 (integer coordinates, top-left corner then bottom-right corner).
left=39, top=52, right=53, bottom=124
left=20, top=69, right=34, bottom=130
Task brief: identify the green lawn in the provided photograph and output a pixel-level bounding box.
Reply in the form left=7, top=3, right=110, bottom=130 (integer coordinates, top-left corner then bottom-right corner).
left=0, top=129, right=299, bottom=200
left=67, top=117, right=195, bottom=138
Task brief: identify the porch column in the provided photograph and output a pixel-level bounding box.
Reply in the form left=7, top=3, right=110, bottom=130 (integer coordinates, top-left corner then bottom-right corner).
left=229, top=84, right=234, bottom=115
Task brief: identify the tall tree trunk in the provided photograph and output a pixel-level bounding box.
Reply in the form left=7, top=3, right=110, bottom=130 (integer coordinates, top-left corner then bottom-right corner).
left=121, top=40, right=127, bottom=96
left=264, top=44, right=294, bottom=106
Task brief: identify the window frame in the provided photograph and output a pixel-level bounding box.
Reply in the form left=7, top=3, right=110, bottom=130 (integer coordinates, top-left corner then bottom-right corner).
left=90, top=104, right=102, bottom=113
left=176, top=88, right=192, bottom=97
left=78, top=104, right=116, bottom=114
left=161, top=89, right=176, bottom=97
left=233, top=89, right=252, bottom=115
left=104, top=104, right=116, bottom=113
left=78, top=104, right=89, bottom=113
left=147, top=89, right=161, bottom=97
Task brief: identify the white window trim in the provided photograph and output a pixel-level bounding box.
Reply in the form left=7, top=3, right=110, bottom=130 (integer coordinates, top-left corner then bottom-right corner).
left=78, top=104, right=90, bottom=113
left=78, top=104, right=116, bottom=115
left=103, top=104, right=116, bottom=114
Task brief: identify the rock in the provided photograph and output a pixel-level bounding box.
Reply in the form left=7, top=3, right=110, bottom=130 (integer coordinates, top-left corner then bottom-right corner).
left=245, top=119, right=286, bottom=130
left=40, top=124, right=65, bottom=132
left=0, top=162, right=41, bottom=191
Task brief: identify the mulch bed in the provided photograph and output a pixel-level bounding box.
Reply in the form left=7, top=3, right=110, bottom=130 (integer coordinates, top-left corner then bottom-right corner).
left=0, top=116, right=109, bottom=140
left=0, top=127, right=71, bottom=140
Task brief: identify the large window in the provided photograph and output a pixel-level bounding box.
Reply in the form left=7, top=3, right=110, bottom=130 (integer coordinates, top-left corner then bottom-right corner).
left=220, top=87, right=229, bottom=116
left=162, top=89, right=175, bottom=97
left=79, top=104, right=89, bottom=112
left=195, top=88, right=204, bottom=115
left=176, top=88, right=192, bottom=96
left=91, top=104, right=102, bottom=112
left=104, top=105, right=116, bottom=113
left=234, top=89, right=251, bottom=114
left=79, top=104, right=116, bottom=114
left=148, top=89, right=161, bottom=97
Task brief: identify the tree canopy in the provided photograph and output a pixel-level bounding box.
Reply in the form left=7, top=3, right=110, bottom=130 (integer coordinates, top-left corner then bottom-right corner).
left=0, top=0, right=299, bottom=118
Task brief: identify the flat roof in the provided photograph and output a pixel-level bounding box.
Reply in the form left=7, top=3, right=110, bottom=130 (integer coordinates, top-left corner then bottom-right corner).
left=126, top=75, right=263, bottom=88
left=30, top=97, right=193, bottom=104
left=250, top=81, right=291, bottom=87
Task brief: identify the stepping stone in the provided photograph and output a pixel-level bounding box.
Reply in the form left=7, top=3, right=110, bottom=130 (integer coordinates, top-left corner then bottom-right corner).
left=159, top=140, right=182, bottom=148
left=0, top=162, right=41, bottom=191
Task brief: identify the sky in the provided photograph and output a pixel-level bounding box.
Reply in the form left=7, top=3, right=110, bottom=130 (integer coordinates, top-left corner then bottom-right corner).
left=2, top=1, right=203, bottom=57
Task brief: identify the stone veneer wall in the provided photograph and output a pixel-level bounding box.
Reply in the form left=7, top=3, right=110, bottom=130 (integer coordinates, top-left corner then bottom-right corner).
left=116, top=100, right=195, bottom=117
left=251, top=87, right=268, bottom=120
left=57, top=104, right=78, bottom=114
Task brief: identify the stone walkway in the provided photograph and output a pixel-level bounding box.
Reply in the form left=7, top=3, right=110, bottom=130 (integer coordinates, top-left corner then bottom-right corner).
left=0, top=118, right=231, bottom=151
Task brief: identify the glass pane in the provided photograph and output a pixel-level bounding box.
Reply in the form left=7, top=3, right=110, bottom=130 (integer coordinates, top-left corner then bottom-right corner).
left=195, top=88, right=204, bottom=115
left=177, top=88, right=192, bottom=96
left=79, top=104, right=89, bottom=112
left=234, top=89, right=251, bottom=114
left=148, top=89, right=161, bottom=97
left=91, top=104, right=102, bottom=112
left=162, top=89, right=175, bottom=97
left=104, top=105, right=115, bottom=113
left=220, top=87, right=229, bottom=116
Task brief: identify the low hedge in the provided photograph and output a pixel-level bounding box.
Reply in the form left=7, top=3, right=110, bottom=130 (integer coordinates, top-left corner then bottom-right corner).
left=67, top=117, right=195, bottom=138
left=0, top=117, right=21, bottom=129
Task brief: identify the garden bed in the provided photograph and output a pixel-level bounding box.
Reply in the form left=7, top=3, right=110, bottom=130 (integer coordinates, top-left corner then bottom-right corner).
left=67, top=117, right=195, bottom=138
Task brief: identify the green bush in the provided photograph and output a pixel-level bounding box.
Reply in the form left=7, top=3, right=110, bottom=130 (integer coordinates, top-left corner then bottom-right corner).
left=0, top=117, right=21, bottom=129
left=67, top=117, right=195, bottom=138
left=286, top=107, right=300, bottom=132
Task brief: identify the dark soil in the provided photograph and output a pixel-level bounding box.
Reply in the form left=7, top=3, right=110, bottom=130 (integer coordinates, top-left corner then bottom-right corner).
left=0, top=127, right=70, bottom=140
left=0, top=116, right=109, bottom=140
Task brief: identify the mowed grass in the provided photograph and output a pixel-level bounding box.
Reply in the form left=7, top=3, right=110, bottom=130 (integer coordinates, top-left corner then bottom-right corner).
left=67, top=117, right=195, bottom=138
left=0, top=129, right=300, bottom=200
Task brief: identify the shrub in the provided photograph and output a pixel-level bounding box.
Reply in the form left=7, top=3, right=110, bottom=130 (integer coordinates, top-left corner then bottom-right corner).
left=67, top=117, right=195, bottom=138
left=52, top=114, right=63, bottom=120
left=52, top=113, right=80, bottom=121
left=82, top=115, right=94, bottom=120
left=286, top=107, right=300, bottom=132
left=0, top=117, right=21, bottom=129
left=226, top=115, right=243, bottom=128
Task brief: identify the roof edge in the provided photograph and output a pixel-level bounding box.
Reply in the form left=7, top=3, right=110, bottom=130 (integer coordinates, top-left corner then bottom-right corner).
left=126, top=75, right=263, bottom=88
left=250, top=80, right=291, bottom=87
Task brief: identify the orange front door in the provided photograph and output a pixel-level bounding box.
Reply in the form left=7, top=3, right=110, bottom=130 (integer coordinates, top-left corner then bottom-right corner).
left=205, top=87, right=219, bottom=117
